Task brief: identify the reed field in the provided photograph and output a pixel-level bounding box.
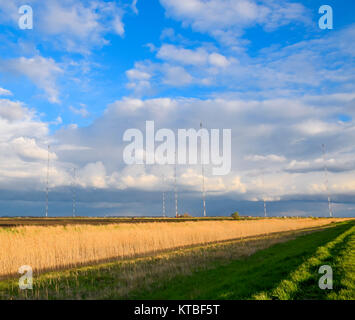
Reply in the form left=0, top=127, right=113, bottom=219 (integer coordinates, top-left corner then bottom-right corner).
left=0, top=218, right=343, bottom=278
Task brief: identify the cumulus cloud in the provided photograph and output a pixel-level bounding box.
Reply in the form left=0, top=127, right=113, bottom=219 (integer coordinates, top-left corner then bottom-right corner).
left=125, top=62, right=154, bottom=95
left=208, top=53, right=230, bottom=68
left=0, top=97, right=61, bottom=190
left=157, top=44, right=230, bottom=68
left=126, top=69, right=151, bottom=81
left=0, top=99, right=30, bottom=122
left=157, top=44, right=209, bottom=66
left=11, top=137, right=57, bottom=161
left=79, top=161, right=107, bottom=189
left=126, top=45, right=232, bottom=93
left=162, top=65, right=193, bottom=86
left=0, top=90, right=354, bottom=216
left=43, top=94, right=354, bottom=201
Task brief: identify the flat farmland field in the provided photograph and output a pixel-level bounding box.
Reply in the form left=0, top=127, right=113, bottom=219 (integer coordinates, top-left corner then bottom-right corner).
left=0, top=218, right=353, bottom=300
left=0, top=216, right=236, bottom=227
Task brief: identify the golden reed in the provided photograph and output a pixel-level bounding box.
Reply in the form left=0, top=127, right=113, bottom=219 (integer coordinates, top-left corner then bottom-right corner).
left=0, top=218, right=341, bottom=277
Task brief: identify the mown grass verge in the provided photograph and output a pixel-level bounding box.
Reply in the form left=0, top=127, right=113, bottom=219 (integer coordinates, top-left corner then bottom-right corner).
left=253, top=222, right=355, bottom=299
left=128, top=221, right=354, bottom=300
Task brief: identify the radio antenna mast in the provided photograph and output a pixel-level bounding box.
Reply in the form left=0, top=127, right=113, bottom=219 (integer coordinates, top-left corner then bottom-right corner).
left=45, top=145, right=50, bottom=218
left=322, top=144, right=333, bottom=217
left=200, top=122, right=206, bottom=217
left=262, top=171, right=267, bottom=218
left=162, top=174, right=166, bottom=217
left=72, top=168, right=77, bottom=217
left=262, top=171, right=267, bottom=217
left=174, top=152, right=178, bottom=218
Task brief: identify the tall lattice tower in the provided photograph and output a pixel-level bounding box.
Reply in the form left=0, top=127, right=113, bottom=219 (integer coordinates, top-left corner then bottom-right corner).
left=72, top=168, right=77, bottom=217
left=322, top=144, right=333, bottom=217
left=45, top=145, right=50, bottom=217
left=162, top=174, right=166, bottom=217
left=174, top=152, right=178, bottom=218
left=200, top=122, right=206, bottom=217
left=262, top=172, right=267, bottom=217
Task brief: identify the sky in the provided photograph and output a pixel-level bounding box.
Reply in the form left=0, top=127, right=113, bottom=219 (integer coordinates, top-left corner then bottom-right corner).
left=0, top=0, right=354, bottom=217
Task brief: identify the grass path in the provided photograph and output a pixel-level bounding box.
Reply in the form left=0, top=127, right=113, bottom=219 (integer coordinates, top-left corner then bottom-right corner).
left=253, top=223, right=355, bottom=299
left=326, top=225, right=355, bottom=300
left=129, top=221, right=354, bottom=300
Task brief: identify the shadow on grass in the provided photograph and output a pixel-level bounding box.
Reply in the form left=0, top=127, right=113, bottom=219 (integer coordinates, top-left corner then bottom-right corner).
left=129, top=221, right=355, bottom=300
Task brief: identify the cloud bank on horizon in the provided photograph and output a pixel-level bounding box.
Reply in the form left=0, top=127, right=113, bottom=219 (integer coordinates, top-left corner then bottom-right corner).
left=0, top=0, right=354, bottom=217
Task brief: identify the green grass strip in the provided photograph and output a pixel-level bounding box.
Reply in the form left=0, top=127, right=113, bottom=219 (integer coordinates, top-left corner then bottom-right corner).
left=128, top=221, right=354, bottom=300
left=253, top=224, right=355, bottom=300
left=326, top=228, right=355, bottom=300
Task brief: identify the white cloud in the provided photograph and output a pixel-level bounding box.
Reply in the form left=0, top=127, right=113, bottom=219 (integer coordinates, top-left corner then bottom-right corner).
left=79, top=161, right=107, bottom=189
left=11, top=137, right=57, bottom=161
left=294, top=120, right=340, bottom=136
left=109, top=97, right=145, bottom=113
left=162, top=65, right=193, bottom=86
left=160, top=0, right=261, bottom=31
left=0, top=56, right=63, bottom=103
left=51, top=116, right=63, bottom=126
left=0, top=99, right=30, bottom=122
left=159, top=0, right=310, bottom=43
left=46, top=93, right=355, bottom=202
left=0, top=108, right=48, bottom=143
left=125, top=62, right=154, bottom=95
left=157, top=44, right=230, bottom=68
left=108, top=97, right=176, bottom=116
left=131, top=0, right=139, bottom=14
left=0, top=0, right=127, bottom=54
left=128, top=26, right=355, bottom=93
left=112, top=15, right=125, bottom=36
left=0, top=88, right=12, bottom=96
left=114, top=165, right=160, bottom=190
left=0, top=96, right=67, bottom=190
left=126, top=69, right=152, bottom=80
left=157, top=44, right=209, bottom=65
left=286, top=156, right=355, bottom=174
left=56, top=144, right=92, bottom=151
left=69, top=105, right=90, bottom=118
left=127, top=56, right=197, bottom=91
left=208, top=53, right=230, bottom=67
left=245, top=154, right=286, bottom=162
left=0, top=87, right=354, bottom=204
left=41, top=2, right=101, bottom=38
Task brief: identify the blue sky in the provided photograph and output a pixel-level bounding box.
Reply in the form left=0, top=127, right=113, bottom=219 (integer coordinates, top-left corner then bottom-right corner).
left=0, top=0, right=354, bottom=217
